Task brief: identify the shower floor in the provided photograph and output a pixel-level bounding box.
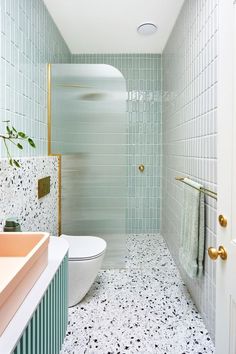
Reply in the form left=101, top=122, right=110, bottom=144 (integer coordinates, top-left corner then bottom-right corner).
left=61, top=234, right=215, bottom=354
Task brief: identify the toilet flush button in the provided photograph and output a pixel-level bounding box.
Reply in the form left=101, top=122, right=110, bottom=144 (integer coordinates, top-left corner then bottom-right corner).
left=38, top=176, right=50, bottom=199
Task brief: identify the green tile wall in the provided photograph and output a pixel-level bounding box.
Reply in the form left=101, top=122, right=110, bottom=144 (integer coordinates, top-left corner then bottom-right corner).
left=162, top=0, right=218, bottom=340
left=0, top=0, right=71, bottom=157
left=72, top=54, right=162, bottom=233
left=13, top=255, right=68, bottom=354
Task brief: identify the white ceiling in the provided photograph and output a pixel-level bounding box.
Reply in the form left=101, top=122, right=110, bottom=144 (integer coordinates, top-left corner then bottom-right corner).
left=43, top=0, right=184, bottom=54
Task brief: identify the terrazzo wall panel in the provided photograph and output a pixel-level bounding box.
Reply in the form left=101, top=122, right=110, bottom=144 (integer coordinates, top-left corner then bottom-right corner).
left=162, top=0, right=218, bottom=341
left=0, top=0, right=71, bottom=158
left=72, top=54, right=162, bottom=234
left=0, top=156, right=58, bottom=235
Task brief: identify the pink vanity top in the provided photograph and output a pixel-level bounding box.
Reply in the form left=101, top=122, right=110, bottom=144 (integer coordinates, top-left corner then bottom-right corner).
left=0, top=232, right=50, bottom=335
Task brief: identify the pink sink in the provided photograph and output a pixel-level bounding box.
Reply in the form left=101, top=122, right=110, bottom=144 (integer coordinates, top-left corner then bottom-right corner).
left=0, top=232, right=50, bottom=335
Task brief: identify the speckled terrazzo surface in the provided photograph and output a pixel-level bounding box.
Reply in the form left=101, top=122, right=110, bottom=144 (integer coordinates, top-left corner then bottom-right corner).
left=0, top=157, right=58, bottom=235
left=61, top=234, right=215, bottom=354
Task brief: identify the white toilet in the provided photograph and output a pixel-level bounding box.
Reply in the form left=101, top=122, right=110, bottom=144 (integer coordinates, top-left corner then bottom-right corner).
left=62, top=235, right=107, bottom=307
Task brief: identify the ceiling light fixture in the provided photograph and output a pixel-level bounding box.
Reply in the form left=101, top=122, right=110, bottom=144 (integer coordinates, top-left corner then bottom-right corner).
left=137, top=22, right=157, bottom=35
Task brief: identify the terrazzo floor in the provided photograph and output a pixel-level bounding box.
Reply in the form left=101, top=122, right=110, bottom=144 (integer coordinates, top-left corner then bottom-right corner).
left=61, top=234, right=215, bottom=354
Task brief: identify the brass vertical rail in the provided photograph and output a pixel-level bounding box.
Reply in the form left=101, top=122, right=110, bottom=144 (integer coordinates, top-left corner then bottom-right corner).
left=47, top=63, right=62, bottom=235
left=47, top=64, right=52, bottom=156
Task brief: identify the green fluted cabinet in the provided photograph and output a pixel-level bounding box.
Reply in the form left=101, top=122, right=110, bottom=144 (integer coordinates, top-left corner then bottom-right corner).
left=13, top=255, right=68, bottom=354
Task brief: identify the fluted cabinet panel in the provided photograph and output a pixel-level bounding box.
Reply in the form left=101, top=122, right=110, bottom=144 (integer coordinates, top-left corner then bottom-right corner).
left=13, top=255, right=68, bottom=354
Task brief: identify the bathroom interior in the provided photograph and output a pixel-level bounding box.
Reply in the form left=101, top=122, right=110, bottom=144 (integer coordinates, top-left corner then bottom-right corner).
left=0, top=0, right=235, bottom=353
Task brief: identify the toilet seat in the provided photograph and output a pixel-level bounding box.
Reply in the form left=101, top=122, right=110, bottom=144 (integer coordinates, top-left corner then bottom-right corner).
left=61, top=235, right=107, bottom=261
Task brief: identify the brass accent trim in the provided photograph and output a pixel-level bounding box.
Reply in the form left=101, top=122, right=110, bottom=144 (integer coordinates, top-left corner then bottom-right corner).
left=139, top=164, right=145, bottom=173
left=56, top=83, right=92, bottom=88
left=208, top=245, right=227, bottom=261
left=47, top=63, right=62, bottom=236
left=47, top=64, right=52, bottom=156
left=218, top=214, right=227, bottom=227
left=175, top=176, right=217, bottom=200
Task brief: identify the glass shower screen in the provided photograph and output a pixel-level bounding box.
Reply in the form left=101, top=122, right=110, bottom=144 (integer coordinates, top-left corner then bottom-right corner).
left=50, top=64, right=127, bottom=268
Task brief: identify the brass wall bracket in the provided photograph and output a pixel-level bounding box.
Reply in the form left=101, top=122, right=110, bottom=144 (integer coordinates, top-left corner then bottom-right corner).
left=139, top=164, right=145, bottom=173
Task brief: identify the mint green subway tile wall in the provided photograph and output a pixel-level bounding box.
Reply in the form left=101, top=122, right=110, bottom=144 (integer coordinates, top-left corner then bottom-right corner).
left=162, top=0, right=218, bottom=340
left=0, top=0, right=71, bottom=158
left=13, top=255, right=68, bottom=354
left=72, top=54, right=162, bottom=233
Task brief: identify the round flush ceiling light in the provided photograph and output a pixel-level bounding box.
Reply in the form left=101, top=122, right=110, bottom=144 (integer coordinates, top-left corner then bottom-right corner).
left=137, top=22, right=157, bottom=35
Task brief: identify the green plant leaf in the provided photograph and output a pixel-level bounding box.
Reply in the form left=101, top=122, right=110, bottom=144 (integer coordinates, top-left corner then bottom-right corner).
left=17, top=143, right=23, bottom=150
left=28, top=138, right=36, bottom=148
left=6, top=126, right=12, bottom=135
left=13, top=160, right=20, bottom=168
left=18, top=132, right=27, bottom=138
left=2, top=121, right=36, bottom=169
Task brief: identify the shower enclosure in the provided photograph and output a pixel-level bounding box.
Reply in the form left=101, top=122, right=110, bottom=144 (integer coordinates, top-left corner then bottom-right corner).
left=49, top=64, right=127, bottom=268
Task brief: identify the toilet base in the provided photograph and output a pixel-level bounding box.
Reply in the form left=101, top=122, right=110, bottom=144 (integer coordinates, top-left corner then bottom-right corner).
left=68, top=253, right=105, bottom=307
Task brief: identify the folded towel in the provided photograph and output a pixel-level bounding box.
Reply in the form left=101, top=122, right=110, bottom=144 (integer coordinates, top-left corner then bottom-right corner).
left=179, top=178, right=205, bottom=278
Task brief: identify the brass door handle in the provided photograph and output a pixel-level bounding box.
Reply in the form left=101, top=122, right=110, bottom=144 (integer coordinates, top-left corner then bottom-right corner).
left=208, top=245, right=227, bottom=261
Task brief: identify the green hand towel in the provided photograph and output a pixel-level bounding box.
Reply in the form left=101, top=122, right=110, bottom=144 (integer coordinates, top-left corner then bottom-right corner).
left=179, top=178, right=205, bottom=278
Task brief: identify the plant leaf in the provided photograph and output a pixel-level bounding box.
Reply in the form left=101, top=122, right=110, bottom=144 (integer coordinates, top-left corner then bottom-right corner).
left=28, top=138, right=36, bottom=148
left=2, top=121, right=36, bottom=169
left=18, top=132, right=27, bottom=138
left=17, top=143, right=23, bottom=150
left=13, top=160, right=20, bottom=168
left=6, top=126, right=12, bottom=135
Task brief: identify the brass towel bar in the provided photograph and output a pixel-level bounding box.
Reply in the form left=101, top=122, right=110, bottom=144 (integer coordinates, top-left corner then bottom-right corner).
left=175, top=176, right=217, bottom=200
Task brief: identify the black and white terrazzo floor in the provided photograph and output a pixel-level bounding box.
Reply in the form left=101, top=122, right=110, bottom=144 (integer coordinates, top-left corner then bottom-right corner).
left=61, top=234, right=215, bottom=354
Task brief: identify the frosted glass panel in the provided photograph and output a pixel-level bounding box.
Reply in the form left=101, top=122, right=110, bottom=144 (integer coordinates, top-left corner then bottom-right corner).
left=51, top=64, right=127, bottom=268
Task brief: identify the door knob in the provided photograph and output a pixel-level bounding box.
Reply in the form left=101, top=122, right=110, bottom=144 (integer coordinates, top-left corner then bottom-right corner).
left=208, top=245, right=227, bottom=261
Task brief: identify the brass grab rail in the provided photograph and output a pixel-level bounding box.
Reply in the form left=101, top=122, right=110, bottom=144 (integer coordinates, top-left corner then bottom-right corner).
left=175, top=176, right=217, bottom=200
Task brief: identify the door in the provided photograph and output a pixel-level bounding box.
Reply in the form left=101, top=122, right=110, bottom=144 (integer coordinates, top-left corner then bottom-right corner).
left=215, top=1, right=236, bottom=353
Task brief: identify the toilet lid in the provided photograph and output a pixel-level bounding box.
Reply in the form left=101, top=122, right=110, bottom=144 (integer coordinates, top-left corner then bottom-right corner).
left=61, top=235, right=107, bottom=260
